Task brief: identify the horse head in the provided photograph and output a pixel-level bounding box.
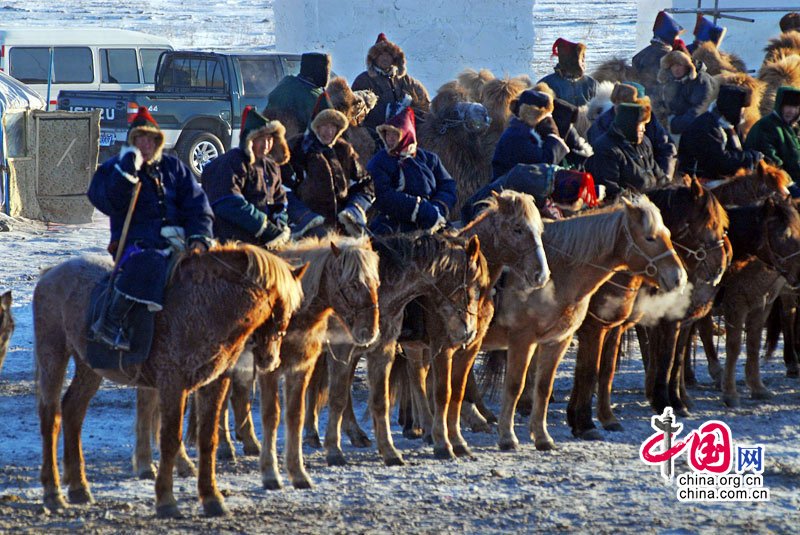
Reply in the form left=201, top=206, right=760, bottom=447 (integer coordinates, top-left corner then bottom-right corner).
left=620, top=195, right=687, bottom=292
left=325, top=237, right=381, bottom=347
left=757, top=194, right=800, bottom=288
left=0, top=291, right=13, bottom=374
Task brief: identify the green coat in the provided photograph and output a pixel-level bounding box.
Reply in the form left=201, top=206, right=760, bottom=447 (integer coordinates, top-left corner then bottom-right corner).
left=744, top=88, right=800, bottom=183
left=264, top=75, right=326, bottom=133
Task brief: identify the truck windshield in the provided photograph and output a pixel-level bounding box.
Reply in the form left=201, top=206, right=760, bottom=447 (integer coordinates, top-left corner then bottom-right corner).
left=238, top=58, right=281, bottom=95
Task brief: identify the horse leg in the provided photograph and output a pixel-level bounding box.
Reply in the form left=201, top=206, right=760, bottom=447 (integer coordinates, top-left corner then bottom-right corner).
left=230, top=371, right=260, bottom=456
left=681, top=325, right=697, bottom=388
left=447, top=344, right=481, bottom=457
left=722, top=310, right=745, bottom=407
left=465, top=367, right=496, bottom=424
left=746, top=307, right=771, bottom=400
left=648, top=321, right=682, bottom=415
left=430, top=346, right=456, bottom=459
left=215, top=380, right=236, bottom=462
left=154, top=386, right=187, bottom=518
left=497, top=338, right=537, bottom=451
left=779, top=293, right=800, bottom=377
left=258, top=369, right=283, bottom=489
left=367, top=342, right=405, bottom=466
left=597, top=325, right=625, bottom=431
left=673, top=325, right=694, bottom=411
left=303, top=352, right=327, bottom=449
left=284, top=366, right=316, bottom=488
left=635, top=324, right=651, bottom=372
left=529, top=338, right=571, bottom=451
left=404, top=346, right=434, bottom=442
left=60, top=357, right=102, bottom=505
left=134, top=387, right=159, bottom=479
left=696, top=313, right=723, bottom=383
left=324, top=348, right=358, bottom=466
left=184, top=394, right=197, bottom=448
left=567, top=319, right=606, bottom=440
left=342, top=354, right=372, bottom=447
left=195, top=376, right=231, bottom=516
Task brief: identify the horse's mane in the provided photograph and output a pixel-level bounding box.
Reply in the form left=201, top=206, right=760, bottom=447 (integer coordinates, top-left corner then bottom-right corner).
left=171, top=243, right=305, bottom=313
left=468, top=190, right=544, bottom=237
left=543, top=196, right=665, bottom=265
left=647, top=186, right=729, bottom=233
left=278, top=234, right=379, bottom=306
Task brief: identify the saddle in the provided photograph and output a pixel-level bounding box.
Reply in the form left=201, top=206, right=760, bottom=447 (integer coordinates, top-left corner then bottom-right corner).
left=86, top=274, right=155, bottom=370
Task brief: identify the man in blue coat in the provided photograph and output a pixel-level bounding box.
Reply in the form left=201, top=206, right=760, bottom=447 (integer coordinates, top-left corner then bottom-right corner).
left=657, top=39, right=716, bottom=136
left=537, top=38, right=598, bottom=107
left=87, top=107, right=214, bottom=351
left=368, top=106, right=456, bottom=234
left=632, top=11, right=685, bottom=98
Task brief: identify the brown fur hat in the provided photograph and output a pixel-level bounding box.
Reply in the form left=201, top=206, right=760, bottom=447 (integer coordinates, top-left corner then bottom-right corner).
left=692, top=41, right=739, bottom=76
left=239, top=107, right=290, bottom=165
left=763, top=31, right=800, bottom=64
left=780, top=13, right=800, bottom=33
left=309, top=108, right=349, bottom=147
left=553, top=38, right=587, bottom=78
left=758, top=54, right=800, bottom=116
left=457, top=68, right=495, bottom=102
left=658, top=47, right=697, bottom=82
left=126, top=106, right=165, bottom=163
left=366, top=33, right=406, bottom=77
left=511, top=89, right=554, bottom=127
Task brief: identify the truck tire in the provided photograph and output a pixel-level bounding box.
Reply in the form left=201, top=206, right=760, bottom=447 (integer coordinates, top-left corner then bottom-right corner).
left=176, top=131, right=224, bottom=179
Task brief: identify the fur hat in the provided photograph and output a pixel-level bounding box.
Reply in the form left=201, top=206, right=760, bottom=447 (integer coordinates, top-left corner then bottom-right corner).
left=658, top=41, right=697, bottom=82
left=127, top=106, right=165, bottom=163
left=693, top=15, right=726, bottom=47
left=377, top=106, right=417, bottom=158
left=239, top=106, right=289, bottom=165
left=367, top=33, right=406, bottom=77
left=299, top=52, right=331, bottom=88
left=610, top=82, right=650, bottom=113
left=716, top=84, right=752, bottom=123
left=552, top=38, right=587, bottom=78
left=672, top=38, right=690, bottom=57
left=511, top=89, right=554, bottom=127
left=775, top=86, right=800, bottom=110
left=614, top=102, right=650, bottom=142
left=309, top=108, right=349, bottom=147
left=780, top=13, right=800, bottom=33
left=653, top=10, right=685, bottom=44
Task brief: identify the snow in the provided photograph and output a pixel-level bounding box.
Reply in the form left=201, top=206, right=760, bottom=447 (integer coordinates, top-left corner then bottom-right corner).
left=2, top=1, right=800, bottom=532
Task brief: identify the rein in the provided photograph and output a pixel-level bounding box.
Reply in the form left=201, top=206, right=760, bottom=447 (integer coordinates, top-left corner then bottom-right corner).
left=670, top=222, right=728, bottom=285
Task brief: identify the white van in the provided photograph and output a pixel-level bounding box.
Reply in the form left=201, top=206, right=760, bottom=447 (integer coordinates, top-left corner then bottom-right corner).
left=0, top=28, right=173, bottom=107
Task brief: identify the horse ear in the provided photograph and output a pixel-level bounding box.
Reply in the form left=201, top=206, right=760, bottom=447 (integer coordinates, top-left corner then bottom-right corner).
left=690, top=176, right=704, bottom=197
left=466, top=235, right=481, bottom=264
left=330, top=242, right=341, bottom=258
left=0, top=291, right=10, bottom=312
left=756, top=158, right=767, bottom=178
left=292, top=263, right=309, bottom=283
left=621, top=197, right=644, bottom=223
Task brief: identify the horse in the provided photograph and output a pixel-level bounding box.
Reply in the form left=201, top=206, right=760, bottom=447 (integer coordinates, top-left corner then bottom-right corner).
left=567, top=180, right=729, bottom=439
left=34, top=244, right=305, bottom=518
left=702, top=160, right=791, bottom=206
left=0, top=291, right=13, bottom=376
left=481, top=196, right=686, bottom=450
left=697, top=196, right=800, bottom=406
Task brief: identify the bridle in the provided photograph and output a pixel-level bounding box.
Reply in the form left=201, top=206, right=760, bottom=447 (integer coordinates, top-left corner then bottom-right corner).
left=670, top=222, right=728, bottom=285
left=756, top=219, right=800, bottom=289
left=621, top=219, right=681, bottom=278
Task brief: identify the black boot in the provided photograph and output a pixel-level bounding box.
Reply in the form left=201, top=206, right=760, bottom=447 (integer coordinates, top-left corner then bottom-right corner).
left=90, top=289, right=133, bottom=352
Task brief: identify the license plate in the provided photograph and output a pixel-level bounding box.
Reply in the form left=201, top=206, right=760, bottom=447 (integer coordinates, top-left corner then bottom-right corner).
left=99, top=132, right=115, bottom=146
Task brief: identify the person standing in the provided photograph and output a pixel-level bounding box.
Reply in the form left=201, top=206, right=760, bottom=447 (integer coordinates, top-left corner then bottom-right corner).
left=264, top=52, right=333, bottom=136
left=632, top=11, right=686, bottom=97
left=537, top=38, right=598, bottom=107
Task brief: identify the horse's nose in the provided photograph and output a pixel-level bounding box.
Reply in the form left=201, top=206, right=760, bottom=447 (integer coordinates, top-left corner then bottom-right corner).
left=355, top=327, right=378, bottom=346
left=536, top=267, right=551, bottom=288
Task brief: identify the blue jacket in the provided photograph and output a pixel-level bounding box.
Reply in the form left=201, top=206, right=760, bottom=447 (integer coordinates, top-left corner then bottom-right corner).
left=659, top=61, right=715, bottom=135
left=88, top=153, right=213, bottom=248
left=587, top=107, right=677, bottom=177
left=537, top=72, right=598, bottom=107
left=367, top=148, right=457, bottom=234
left=492, top=117, right=569, bottom=179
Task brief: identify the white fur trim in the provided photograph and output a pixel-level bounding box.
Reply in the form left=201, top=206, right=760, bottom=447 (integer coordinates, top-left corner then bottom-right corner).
left=254, top=217, right=269, bottom=238
left=529, top=129, right=543, bottom=145
left=572, top=135, right=594, bottom=157
left=114, top=164, right=139, bottom=184
left=410, top=196, right=421, bottom=222
left=120, top=145, right=144, bottom=171
left=548, top=134, right=570, bottom=153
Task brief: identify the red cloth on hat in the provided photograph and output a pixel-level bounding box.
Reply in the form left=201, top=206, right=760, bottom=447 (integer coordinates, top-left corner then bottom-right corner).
left=376, top=32, right=387, bottom=43
left=240, top=106, right=252, bottom=131
left=553, top=169, right=598, bottom=207
left=552, top=38, right=577, bottom=57
left=383, top=107, right=417, bottom=158
left=672, top=38, right=690, bottom=56
left=130, top=106, right=159, bottom=129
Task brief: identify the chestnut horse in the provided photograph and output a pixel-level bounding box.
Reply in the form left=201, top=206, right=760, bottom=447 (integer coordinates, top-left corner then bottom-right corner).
left=567, top=181, right=729, bottom=439
left=481, top=196, right=687, bottom=450
left=0, top=291, right=13, bottom=375
left=34, top=244, right=304, bottom=517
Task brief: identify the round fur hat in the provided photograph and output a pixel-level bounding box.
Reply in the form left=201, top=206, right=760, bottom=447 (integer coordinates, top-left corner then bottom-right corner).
left=367, top=33, right=406, bottom=76
left=780, top=13, right=800, bottom=33
left=511, top=89, right=554, bottom=127
left=239, top=106, right=290, bottom=165
left=309, top=108, right=349, bottom=146
left=127, top=106, right=165, bottom=163
left=658, top=41, right=697, bottom=82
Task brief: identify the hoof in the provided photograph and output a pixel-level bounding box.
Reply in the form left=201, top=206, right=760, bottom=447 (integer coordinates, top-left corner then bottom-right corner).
left=498, top=439, right=519, bottom=452
left=433, top=446, right=456, bottom=460
left=262, top=477, right=284, bottom=490
left=577, top=428, right=603, bottom=441
left=176, top=460, right=197, bottom=478
left=242, top=442, right=261, bottom=456
left=787, top=369, right=800, bottom=379
left=67, top=487, right=94, bottom=505
left=44, top=492, right=68, bottom=512
left=402, top=427, right=423, bottom=440
left=216, top=446, right=235, bottom=462
left=384, top=455, right=406, bottom=467
left=481, top=411, right=498, bottom=425
left=326, top=452, right=347, bottom=467
left=347, top=432, right=373, bottom=448
left=751, top=389, right=772, bottom=400
left=453, top=444, right=473, bottom=457
left=723, top=395, right=740, bottom=408
left=137, top=465, right=157, bottom=480
left=708, top=362, right=723, bottom=381
left=423, top=433, right=434, bottom=445
left=535, top=439, right=557, bottom=451
left=673, top=406, right=690, bottom=417
left=303, top=433, right=322, bottom=449
left=470, top=421, right=493, bottom=434
left=603, top=422, right=624, bottom=432
left=202, top=499, right=230, bottom=517
left=682, top=397, right=695, bottom=411
left=156, top=504, right=183, bottom=519
left=291, top=478, right=313, bottom=490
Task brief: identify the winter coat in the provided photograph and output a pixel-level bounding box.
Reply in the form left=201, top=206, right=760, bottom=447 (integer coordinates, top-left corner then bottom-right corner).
left=585, top=127, right=668, bottom=199
left=201, top=148, right=286, bottom=244
left=352, top=69, right=430, bottom=130
left=367, top=148, right=457, bottom=234
left=88, top=152, right=213, bottom=249
left=491, top=117, right=570, bottom=179
left=264, top=75, right=326, bottom=133
left=744, top=88, right=800, bottom=183
left=678, top=108, right=763, bottom=178
left=536, top=71, right=598, bottom=107
left=282, top=134, right=374, bottom=226
left=586, top=107, right=677, bottom=177
left=632, top=40, right=672, bottom=97
left=658, top=61, right=715, bottom=135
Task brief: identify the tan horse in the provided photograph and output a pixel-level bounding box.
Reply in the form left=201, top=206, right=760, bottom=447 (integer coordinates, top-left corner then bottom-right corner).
left=34, top=245, right=304, bottom=517
left=482, top=196, right=687, bottom=451
left=0, top=291, right=13, bottom=375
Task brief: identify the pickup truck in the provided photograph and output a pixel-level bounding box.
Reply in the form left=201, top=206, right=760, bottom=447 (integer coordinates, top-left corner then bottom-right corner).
left=57, top=50, right=302, bottom=177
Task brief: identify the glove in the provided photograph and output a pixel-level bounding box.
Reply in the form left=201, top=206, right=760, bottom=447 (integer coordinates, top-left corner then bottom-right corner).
left=187, top=235, right=213, bottom=252
left=118, top=145, right=143, bottom=175
left=338, top=204, right=367, bottom=237
left=290, top=212, right=325, bottom=240
left=534, top=116, right=560, bottom=139
left=259, top=222, right=290, bottom=249
left=416, top=199, right=447, bottom=231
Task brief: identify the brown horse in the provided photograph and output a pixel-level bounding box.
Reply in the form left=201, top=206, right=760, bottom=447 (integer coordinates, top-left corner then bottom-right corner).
left=481, top=196, right=686, bottom=450
left=34, top=245, right=305, bottom=518
left=703, top=160, right=791, bottom=206
left=0, top=291, right=13, bottom=375
left=258, top=235, right=380, bottom=489
left=567, top=181, right=729, bottom=439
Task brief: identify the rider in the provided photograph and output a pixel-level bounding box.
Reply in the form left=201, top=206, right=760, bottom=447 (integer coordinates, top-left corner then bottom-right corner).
left=87, top=106, right=214, bottom=351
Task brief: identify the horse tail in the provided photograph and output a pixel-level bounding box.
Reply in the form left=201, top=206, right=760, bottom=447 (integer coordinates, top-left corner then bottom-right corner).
left=764, top=299, right=782, bottom=361
left=476, top=349, right=507, bottom=402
